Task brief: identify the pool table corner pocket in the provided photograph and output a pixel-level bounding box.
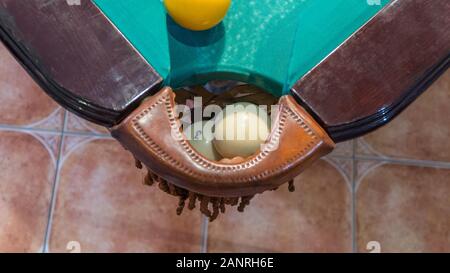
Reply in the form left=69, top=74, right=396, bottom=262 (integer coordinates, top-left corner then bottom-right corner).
left=110, top=87, right=335, bottom=203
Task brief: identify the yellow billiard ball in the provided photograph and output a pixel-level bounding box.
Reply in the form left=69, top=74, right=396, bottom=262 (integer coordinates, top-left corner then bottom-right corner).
left=164, top=0, right=231, bottom=31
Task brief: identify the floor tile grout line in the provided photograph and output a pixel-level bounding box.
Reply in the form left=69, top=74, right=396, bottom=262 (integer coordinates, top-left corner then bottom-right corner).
left=200, top=215, right=209, bottom=253
left=62, top=110, right=68, bottom=132
left=327, top=155, right=353, bottom=160
left=355, top=155, right=450, bottom=169
left=351, top=139, right=357, bottom=253
left=0, top=124, right=61, bottom=134
left=63, top=130, right=112, bottom=138
left=61, top=111, right=111, bottom=138
left=330, top=154, right=450, bottom=169
left=42, top=111, right=68, bottom=253
left=61, top=110, right=113, bottom=138
left=0, top=123, right=112, bottom=138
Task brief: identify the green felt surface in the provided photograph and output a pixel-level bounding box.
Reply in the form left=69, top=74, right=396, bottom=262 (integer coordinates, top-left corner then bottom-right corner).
left=94, top=0, right=389, bottom=97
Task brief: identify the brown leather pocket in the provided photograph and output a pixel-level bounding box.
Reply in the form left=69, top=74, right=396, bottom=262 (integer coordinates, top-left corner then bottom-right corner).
left=111, top=87, right=335, bottom=197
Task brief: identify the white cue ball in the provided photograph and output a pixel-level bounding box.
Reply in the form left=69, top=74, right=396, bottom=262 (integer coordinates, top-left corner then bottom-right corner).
left=186, top=121, right=221, bottom=161
left=213, top=102, right=270, bottom=158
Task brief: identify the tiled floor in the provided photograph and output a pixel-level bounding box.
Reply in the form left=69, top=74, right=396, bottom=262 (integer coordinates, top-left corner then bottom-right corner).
left=0, top=43, right=449, bottom=253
